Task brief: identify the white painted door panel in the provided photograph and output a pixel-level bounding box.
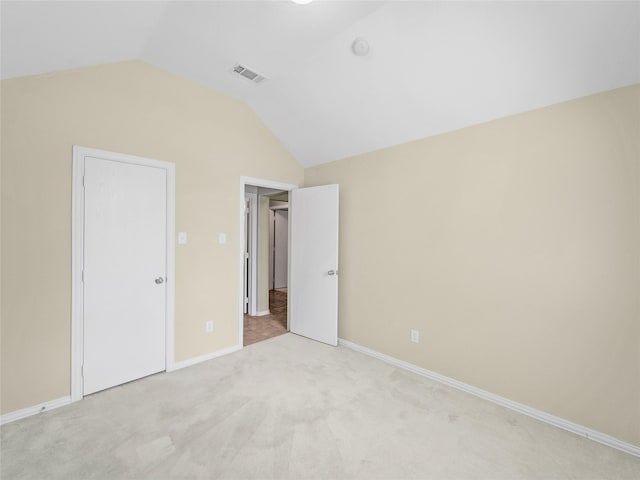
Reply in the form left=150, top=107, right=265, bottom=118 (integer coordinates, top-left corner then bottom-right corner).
left=273, top=210, right=288, bottom=289
left=83, top=157, right=167, bottom=395
left=289, top=185, right=339, bottom=346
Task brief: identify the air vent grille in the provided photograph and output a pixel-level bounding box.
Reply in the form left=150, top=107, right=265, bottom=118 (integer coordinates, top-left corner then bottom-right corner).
left=232, top=64, right=265, bottom=83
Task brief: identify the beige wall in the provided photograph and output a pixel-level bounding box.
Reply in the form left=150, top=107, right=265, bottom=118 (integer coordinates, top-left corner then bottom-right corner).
left=305, top=85, right=640, bottom=446
left=2, top=59, right=638, bottom=447
left=0, top=61, right=303, bottom=413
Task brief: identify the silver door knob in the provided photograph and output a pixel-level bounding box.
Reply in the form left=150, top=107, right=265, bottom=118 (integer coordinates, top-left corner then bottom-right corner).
left=155, top=277, right=165, bottom=284
left=328, top=270, right=337, bottom=276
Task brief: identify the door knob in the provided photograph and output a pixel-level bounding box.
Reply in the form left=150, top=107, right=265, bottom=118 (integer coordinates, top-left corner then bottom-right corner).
left=328, top=270, right=337, bottom=276
left=155, top=277, right=165, bottom=284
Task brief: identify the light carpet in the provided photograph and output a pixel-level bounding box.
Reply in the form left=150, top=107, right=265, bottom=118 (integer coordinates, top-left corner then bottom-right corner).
left=2, top=333, right=639, bottom=479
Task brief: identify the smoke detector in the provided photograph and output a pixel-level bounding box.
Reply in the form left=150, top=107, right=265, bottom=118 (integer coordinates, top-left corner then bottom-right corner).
left=232, top=64, right=266, bottom=83
left=352, top=38, right=370, bottom=56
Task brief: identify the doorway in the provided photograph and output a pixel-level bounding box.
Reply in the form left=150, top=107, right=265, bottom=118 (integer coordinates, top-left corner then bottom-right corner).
left=243, top=185, right=290, bottom=346
left=238, top=177, right=298, bottom=346
left=238, top=177, right=340, bottom=349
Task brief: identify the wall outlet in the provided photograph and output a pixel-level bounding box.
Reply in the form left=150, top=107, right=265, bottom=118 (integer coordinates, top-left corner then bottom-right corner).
left=206, top=321, right=214, bottom=333
left=410, top=329, right=420, bottom=343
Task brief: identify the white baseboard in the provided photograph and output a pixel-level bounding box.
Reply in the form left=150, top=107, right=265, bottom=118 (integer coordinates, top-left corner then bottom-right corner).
left=255, top=310, right=270, bottom=317
left=167, top=344, right=242, bottom=372
left=2, top=345, right=243, bottom=425
left=0, top=396, right=71, bottom=425
left=338, top=338, right=640, bottom=458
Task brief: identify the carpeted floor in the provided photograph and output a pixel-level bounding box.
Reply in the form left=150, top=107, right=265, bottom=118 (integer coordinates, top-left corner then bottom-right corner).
left=2, top=333, right=639, bottom=479
left=243, top=289, right=287, bottom=346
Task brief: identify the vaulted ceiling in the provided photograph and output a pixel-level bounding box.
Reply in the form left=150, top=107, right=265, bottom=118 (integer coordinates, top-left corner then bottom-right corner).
left=2, top=1, right=639, bottom=167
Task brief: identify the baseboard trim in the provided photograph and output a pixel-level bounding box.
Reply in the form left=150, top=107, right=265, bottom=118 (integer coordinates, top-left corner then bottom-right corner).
left=338, top=338, right=640, bottom=458
left=0, top=396, right=71, bottom=425
left=167, top=344, right=242, bottom=372
left=255, top=310, right=270, bottom=317
left=1, top=345, right=244, bottom=424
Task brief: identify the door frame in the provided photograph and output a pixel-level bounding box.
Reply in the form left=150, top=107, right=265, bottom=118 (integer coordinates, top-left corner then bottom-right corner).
left=268, top=205, right=288, bottom=291
left=238, top=177, right=297, bottom=347
left=244, top=191, right=258, bottom=315
left=71, top=145, right=176, bottom=403
left=270, top=206, right=289, bottom=291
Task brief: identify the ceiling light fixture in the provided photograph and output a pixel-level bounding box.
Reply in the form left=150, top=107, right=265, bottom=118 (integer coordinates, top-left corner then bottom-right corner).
left=291, top=0, right=313, bottom=4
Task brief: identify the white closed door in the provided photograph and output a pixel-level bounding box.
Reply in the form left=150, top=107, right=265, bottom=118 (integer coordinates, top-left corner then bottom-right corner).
left=289, top=185, right=339, bottom=346
left=83, top=156, right=167, bottom=395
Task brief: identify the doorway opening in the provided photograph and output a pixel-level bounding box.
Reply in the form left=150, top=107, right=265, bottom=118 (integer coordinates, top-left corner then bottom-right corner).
left=240, top=178, right=297, bottom=347
left=238, top=178, right=340, bottom=349
left=243, top=186, right=289, bottom=346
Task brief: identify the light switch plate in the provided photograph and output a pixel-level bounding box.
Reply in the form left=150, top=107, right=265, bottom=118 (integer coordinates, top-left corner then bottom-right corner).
left=178, top=232, right=187, bottom=245
left=218, top=233, right=226, bottom=244
left=410, top=329, right=420, bottom=343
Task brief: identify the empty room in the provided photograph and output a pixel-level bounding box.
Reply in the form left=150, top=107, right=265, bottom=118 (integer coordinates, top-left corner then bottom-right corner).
left=1, top=1, right=639, bottom=479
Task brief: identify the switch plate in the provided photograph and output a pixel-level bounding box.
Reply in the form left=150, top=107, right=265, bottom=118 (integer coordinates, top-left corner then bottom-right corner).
left=206, top=321, right=214, bottom=333
left=218, top=233, right=226, bottom=244
left=178, top=232, right=188, bottom=245
left=410, top=329, right=420, bottom=343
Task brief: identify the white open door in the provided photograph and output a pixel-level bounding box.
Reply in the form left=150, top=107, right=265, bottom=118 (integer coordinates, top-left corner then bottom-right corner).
left=289, top=184, right=339, bottom=346
left=83, top=156, right=167, bottom=395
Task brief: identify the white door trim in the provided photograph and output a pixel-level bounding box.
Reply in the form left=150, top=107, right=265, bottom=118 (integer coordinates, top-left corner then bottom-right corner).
left=272, top=209, right=289, bottom=290
left=71, top=145, right=176, bottom=403
left=245, top=192, right=258, bottom=316
left=268, top=205, right=289, bottom=293
left=238, top=177, right=297, bottom=347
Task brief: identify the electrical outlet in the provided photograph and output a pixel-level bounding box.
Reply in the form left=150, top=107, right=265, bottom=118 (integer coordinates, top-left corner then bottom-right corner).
left=410, top=329, right=420, bottom=343
left=206, top=321, right=214, bottom=333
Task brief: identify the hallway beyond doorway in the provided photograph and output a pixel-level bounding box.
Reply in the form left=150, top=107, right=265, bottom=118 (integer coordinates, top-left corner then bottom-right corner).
left=243, top=289, right=287, bottom=346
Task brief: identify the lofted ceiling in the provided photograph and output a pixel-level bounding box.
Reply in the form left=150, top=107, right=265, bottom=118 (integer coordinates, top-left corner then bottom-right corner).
left=2, top=1, right=639, bottom=167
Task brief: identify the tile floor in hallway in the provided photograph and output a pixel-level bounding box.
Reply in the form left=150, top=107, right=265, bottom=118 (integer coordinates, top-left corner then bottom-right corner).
left=243, top=288, right=287, bottom=346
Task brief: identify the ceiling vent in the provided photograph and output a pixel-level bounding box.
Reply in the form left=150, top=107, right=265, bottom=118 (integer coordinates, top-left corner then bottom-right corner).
left=232, top=64, right=265, bottom=84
